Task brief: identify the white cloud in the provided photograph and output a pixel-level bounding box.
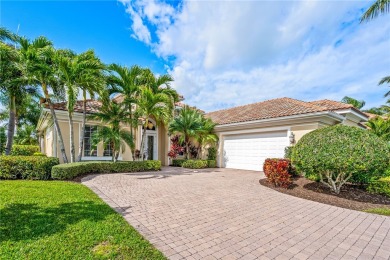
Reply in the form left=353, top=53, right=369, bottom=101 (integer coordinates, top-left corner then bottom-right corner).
left=120, top=0, right=390, bottom=112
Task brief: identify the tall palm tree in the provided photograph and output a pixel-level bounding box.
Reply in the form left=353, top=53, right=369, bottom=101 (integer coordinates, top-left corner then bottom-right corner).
left=361, top=0, right=390, bottom=22
left=380, top=76, right=390, bottom=98
left=107, top=64, right=143, bottom=160
left=196, top=117, right=218, bottom=159
left=56, top=49, right=105, bottom=162
left=18, top=36, right=69, bottom=163
left=168, top=106, right=203, bottom=159
left=76, top=50, right=105, bottom=162
left=136, top=87, right=172, bottom=160
left=88, top=100, right=133, bottom=161
left=341, top=96, right=366, bottom=109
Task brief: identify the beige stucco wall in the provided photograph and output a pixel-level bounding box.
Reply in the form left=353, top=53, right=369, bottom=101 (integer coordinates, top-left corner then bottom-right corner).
left=290, top=123, right=322, bottom=143
left=45, top=127, right=53, bottom=157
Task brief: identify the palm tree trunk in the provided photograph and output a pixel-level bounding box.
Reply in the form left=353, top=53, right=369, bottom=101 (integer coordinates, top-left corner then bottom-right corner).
left=43, top=84, right=68, bottom=163
left=77, top=92, right=87, bottom=162
left=129, top=104, right=136, bottom=161
left=139, top=122, right=148, bottom=161
left=185, top=137, right=190, bottom=159
left=5, top=95, right=16, bottom=155
left=68, top=112, right=75, bottom=163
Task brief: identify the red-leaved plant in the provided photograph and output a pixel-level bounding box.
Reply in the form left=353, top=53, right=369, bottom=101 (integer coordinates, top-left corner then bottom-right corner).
left=167, top=135, right=184, bottom=159
left=263, top=158, right=293, bottom=188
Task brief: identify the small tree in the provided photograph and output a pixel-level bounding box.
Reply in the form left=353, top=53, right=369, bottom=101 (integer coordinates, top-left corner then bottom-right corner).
left=292, top=125, right=390, bottom=194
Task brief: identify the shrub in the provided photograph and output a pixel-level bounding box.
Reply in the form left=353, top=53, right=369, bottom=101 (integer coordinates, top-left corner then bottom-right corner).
left=10, top=145, right=40, bottom=156
left=51, top=160, right=161, bottom=180
left=284, top=146, right=294, bottom=159
left=33, top=152, right=47, bottom=157
left=171, top=159, right=187, bottom=167
left=0, top=156, right=59, bottom=180
left=263, top=158, right=293, bottom=188
left=207, top=147, right=217, bottom=160
left=291, top=125, right=390, bottom=194
left=368, top=177, right=390, bottom=197
left=182, top=160, right=208, bottom=169
left=207, top=160, right=216, bottom=168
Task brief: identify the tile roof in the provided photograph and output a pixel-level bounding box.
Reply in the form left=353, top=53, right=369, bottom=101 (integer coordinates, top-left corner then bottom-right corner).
left=206, top=97, right=334, bottom=125
left=308, top=99, right=353, bottom=110
left=48, top=99, right=102, bottom=114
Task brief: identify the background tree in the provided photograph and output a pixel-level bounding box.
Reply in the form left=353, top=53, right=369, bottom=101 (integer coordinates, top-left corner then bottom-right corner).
left=366, top=117, right=390, bottom=142
left=341, top=96, right=366, bottom=109
left=360, top=0, right=390, bottom=22
left=14, top=125, right=38, bottom=145
left=196, top=117, right=218, bottom=159
left=19, top=36, right=69, bottom=163
left=107, top=64, right=143, bottom=160
left=136, top=87, right=172, bottom=160
left=89, top=100, right=133, bottom=161
left=168, top=106, right=203, bottom=159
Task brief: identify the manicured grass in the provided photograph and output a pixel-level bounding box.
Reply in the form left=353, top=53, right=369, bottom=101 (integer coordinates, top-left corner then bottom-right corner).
left=0, top=181, right=166, bottom=259
left=364, top=208, right=390, bottom=216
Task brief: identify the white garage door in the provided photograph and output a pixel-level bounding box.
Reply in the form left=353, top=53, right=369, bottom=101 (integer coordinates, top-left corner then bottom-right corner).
left=222, top=131, right=288, bottom=171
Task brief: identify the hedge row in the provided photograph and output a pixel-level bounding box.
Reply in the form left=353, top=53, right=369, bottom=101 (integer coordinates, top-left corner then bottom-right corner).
left=10, top=145, right=40, bottom=156
left=171, top=159, right=216, bottom=169
left=51, top=160, right=161, bottom=180
left=368, top=177, right=390, bottom=197
left=0, top=156, right=60, bottom=180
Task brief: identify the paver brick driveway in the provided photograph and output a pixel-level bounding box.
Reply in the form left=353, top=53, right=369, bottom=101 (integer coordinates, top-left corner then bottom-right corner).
left=82, top=167, right=390, bottom=260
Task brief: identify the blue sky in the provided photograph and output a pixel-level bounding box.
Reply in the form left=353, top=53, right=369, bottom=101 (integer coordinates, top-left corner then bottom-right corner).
left=1, top=0, right=389, bottom=112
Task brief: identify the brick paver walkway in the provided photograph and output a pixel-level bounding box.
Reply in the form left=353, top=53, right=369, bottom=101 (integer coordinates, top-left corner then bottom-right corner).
left=82, top=167, right=390, bottom=260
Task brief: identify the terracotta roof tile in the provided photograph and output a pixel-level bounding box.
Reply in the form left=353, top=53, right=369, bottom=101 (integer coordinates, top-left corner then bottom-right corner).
left=308, top=99, right=353, bottom=110
left=48, top=99, right=102, bottom=114
left=206, top=97, right=331, bottom=125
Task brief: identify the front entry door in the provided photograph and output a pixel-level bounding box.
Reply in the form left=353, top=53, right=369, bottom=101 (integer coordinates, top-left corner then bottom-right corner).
left=144, top=133, right=157, bottom=160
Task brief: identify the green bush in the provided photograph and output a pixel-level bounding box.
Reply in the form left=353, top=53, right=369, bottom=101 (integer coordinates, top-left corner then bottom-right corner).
left=368, top=176, right=390, bottom=197
left=52, top=160, right=161, bottom=180
left=172, top=159, right=187, bottom=167
left=292, top=125, right=390, bottom=194
left=0, top=156, right=59, bottom=180
left=284, top=146, right=294, bottom=159
left=207, top=160, right=216, bottom=168
left=207, top=147, right=217, bottom=160
left=182, top=160, right=208, bottom=169
left=33, top=152, right=46, bottom=157
left=10, top=145, right=40, bottom=156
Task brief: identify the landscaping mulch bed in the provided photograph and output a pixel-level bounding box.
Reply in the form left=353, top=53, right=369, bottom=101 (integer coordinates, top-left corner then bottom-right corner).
left=259, top=177, right=390, bottom=212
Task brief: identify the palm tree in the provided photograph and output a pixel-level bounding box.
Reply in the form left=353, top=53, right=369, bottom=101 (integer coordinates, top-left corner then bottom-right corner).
left=14, top=125, right=38, bottom=145
left=380, top=76, right=390, bottom=98
left=107, top=64, right=143, bottom=160
left=136, top=87, right=172, bottom=160
left=196, top=117, right=218, bottom=159
left=366, top=117, right=390, bottom=141
left=56, top=49, right=105, bottom=162
left=341, top=96, right=366, bottom=109
left=168, top=106, right=203, bottom=159
left=88, top=100, right=133, bottom=161
left=361, top=0, right=390, bottom=22
left=19, top=36, right=69, bottom=163
left=76, top=50, right=105, bottom=162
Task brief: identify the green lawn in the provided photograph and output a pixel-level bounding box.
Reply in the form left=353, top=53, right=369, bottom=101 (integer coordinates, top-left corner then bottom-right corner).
left=364, top=208, right=390, bottom=216
left=0, top=181, right=166, bottom=259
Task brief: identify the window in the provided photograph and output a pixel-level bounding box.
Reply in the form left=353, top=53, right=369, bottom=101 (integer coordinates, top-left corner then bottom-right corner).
left=103, top=142, right=113, bottom=157
left=84, top=125, right=97, bottom=157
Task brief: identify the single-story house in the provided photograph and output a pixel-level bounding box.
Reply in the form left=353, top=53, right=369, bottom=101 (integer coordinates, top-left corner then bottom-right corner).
left=37, top=97, right=368, bottom=170
left=206, top=97, right=368, bottom=171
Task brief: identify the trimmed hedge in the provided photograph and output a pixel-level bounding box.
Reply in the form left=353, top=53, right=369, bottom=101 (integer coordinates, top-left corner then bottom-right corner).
left=172, top=159, right=216, bottom=169
left=51, top=160, right=161, bottom=180
left=172, top=159, right=187, bottom=167
left=292, top=125, right=390, bottom=193
left=207, top=147, right=217, bottom=160
left=33, top=152, right=47, bottom=157
left=182, top=160, right=208, bottom=169
left=368, top=177, right=390, bottom=197
left=263, top=158, right=293, bottom=188
left=0, top=156, right=59, bottom=180
left=10, top=145, right=40, bottom=156
left=284, top=146, right=294, bottom=159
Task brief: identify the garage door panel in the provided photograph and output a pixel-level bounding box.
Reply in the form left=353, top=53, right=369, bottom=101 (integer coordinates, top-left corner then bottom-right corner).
left=223, top=131, right=288, bottom=171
